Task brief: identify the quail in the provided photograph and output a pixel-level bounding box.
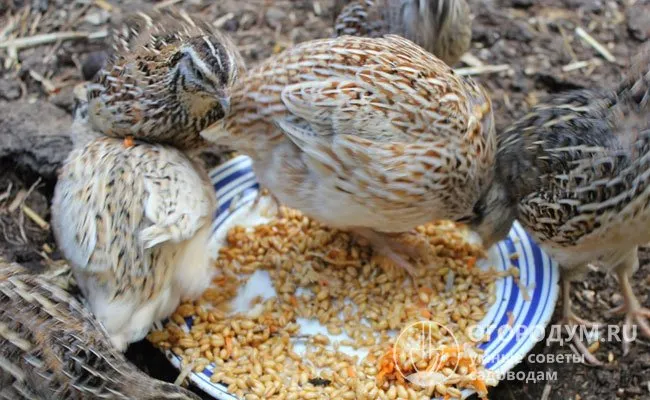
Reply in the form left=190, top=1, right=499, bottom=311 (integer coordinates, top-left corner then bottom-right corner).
left=51, top=24, right=244, bottom=350
left=0, top=260, right=200, bottom=399
left=87, top=11, right=245, bottom=150
left=333, top=0, right=472, bottom=66
left=52, top=133, right=218, bottom=351
left=469, top=50, right=650, bottom=362
left=201, top=35, right=495, bottom=279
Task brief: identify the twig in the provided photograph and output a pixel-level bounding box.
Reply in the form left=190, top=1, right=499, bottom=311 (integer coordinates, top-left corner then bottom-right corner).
left=0, top=183, right=13, bottom=205
left=5, top=46, right=17, bottom=69
left=503, top=93, right=512, bottom=111
left=28, top=70, right=56, bottom=93
left=0, top=30, right=107, bottom=50
left=94, top=0, right=115, bottom=12
left=460, top=53, right=484, bottom=68
left=8, top=178, right=41, bottom=213
left=575, top=26, right=616, bottom=63
left=154, top=0, right=184, bottom=10
left=18, top=6, right=31, bottom=38
left=0, top=15, right=18, bottom=41
left=214, top=13, right=235, bottom=28
left=38, top=250, right=52, bottom=262
left=454, top=64, right=512, bottom=76
left=17, top=210, right=28, bottom=244
left=313, top=1, right=322, bottom=15
left=29, top=12, right=42, bottom=36
left=540, top=383, right=552, bottom=400
left=558, top=25, right=577, bottom=62
left=562, top=60, right=591, bottom=72
left=8, top=190, right=27, bottom=213
left=22, top=205, right=50, bottom=230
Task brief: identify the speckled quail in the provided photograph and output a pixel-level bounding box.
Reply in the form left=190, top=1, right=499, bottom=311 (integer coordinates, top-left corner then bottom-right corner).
left=87, top=11, right=244, bottom=150
left=0, top=260, right=200, bottom=399
left=333, top=0, right=472, bottom=66
left=201, top=35, right=495, bottom=280
left=469, top=49, right=650, bottom=362
left=51, top=23, right=244, bottom=350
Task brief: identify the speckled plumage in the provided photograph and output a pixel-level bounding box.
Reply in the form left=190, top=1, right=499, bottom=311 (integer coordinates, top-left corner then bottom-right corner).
left=0, top=261, right=200, bottom=400
left=51, top=21, right=242, bottom=349
left=87, top=11, right=244, bottom=150
left=52, top=134, right=217, bottom=351
left=471, top=50, right=650, bottom=359
left=201, top=35, right=495, bottom=276
left=333, top=0, right=472, bottom=66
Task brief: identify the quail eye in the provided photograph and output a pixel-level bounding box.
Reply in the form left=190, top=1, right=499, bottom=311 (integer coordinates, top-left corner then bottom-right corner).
left=193, top=68, right=204, bottom=81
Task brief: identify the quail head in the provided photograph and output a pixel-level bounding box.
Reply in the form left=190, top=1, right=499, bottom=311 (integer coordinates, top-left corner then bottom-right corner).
left=469, top=49, right=650, bottom=361
left=333, top=0, right=472, bottom=66
left=52, top=123, right=218, bottom=350
left=201, top=35, right=495, bottom=280
left=0, top=260, right=200, bottom=399
left=87, top=12, right=245, bottom=150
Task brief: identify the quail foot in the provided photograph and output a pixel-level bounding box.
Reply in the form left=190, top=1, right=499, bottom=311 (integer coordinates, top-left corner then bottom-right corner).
left=201, top=35, right=495, bottom=281
left=0, top=260, right=200, bottom=399
left=468, top=49, right=650, bottom=361
left=608, top=247, right=650, bottom=354
left=333, top=0, right=472, bottom=66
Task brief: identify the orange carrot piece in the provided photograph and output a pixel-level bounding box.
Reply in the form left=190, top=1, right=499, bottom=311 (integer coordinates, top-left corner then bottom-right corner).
left=225, top=336, right=233, bottom=358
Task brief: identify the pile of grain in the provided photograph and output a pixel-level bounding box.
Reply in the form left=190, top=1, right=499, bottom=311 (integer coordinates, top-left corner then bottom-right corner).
left=149, top=206, right=517, bottom=400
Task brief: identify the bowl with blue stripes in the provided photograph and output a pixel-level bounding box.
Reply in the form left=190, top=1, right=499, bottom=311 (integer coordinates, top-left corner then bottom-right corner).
left=163, top=155, right=560, bottom=399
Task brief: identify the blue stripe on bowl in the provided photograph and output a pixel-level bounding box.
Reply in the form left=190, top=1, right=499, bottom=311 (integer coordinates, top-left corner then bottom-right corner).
left=494, top=224, right=558, bottom=373
left=488, top=225, right=531, bottom=370
left=210, top=156, right=252, bottom=184
left=478, top=239, right=511, bottom=356
left=481, top=228, right=521, bottom=368
left=163, top=155, right=560, bottom=400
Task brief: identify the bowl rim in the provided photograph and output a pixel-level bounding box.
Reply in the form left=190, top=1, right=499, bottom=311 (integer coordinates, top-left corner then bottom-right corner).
left=162, top=155, right=561, bottom=400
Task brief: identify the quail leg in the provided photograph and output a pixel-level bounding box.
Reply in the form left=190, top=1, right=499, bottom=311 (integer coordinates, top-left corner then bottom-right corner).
left=610, top=252, right=650, bottom=354
left=559, top=277, right=604, bottom=366
left=351, top=228, right=422, bottom=282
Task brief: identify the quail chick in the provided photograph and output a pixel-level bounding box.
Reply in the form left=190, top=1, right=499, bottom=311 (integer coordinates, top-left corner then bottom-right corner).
left=201, top=35, right=495, bottom=279
left=469, top=50, right=650, bottom=361
left=52, top=83, right=219, bottom=350
left=0, top=260, right=200, bottom=400
left=333, top=0, right=472, bottom=66
left=87, top=12, right=244, bottom=150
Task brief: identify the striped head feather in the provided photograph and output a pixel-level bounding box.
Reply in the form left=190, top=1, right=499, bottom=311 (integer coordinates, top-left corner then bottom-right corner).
left=87, top=12, right=245, bottom=150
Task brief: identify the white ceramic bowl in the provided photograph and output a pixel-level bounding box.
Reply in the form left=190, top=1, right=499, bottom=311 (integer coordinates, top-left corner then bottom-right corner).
left=162, top=155, right=560, bottom=399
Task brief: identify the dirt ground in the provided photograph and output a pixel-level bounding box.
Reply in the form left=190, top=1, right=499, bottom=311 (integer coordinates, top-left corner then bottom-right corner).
left=1, top=0, right=649, bottom=399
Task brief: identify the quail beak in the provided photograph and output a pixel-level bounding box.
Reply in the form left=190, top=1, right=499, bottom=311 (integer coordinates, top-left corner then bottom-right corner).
left=201, top=116, right=227, bottom=143
left=201, top=93, right=231, bottom=143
